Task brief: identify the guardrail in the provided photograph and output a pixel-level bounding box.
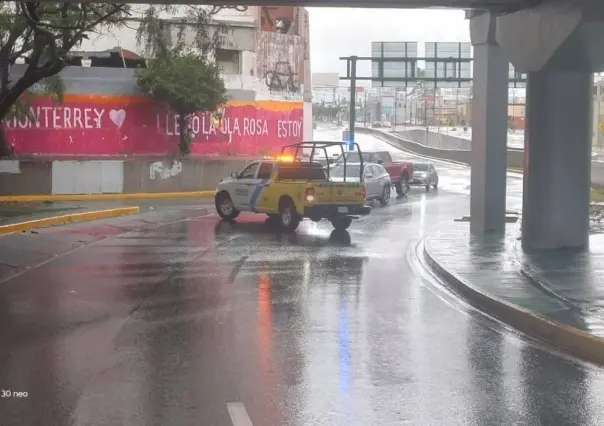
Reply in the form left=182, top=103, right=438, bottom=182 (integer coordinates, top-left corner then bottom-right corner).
left=356, top=127, right=604, bottom=186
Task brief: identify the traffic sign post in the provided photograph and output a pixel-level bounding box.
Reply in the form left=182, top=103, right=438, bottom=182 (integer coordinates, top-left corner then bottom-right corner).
left=340, top=47, right=527, bottom=130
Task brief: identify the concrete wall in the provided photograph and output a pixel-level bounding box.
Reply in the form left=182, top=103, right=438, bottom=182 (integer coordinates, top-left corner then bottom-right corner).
left=122, top=158, right=250, bottom=193
left=0, top=160, right=52, bottom=195
left=395, top=129, right=472, bottom=151
left=12, top=65, right=256, bottom=101
left=358, top=127, right=604, bottom=186
left=303, top=102, right=313, bottom=140
left=0, top=158, right=251, bottom=195
left=357, top=127, right=523, bottom=169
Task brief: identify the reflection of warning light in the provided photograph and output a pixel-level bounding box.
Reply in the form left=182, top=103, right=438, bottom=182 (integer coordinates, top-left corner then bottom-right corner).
left=258, top=270, right=271, bottom=324
left=258, top=270, right=274, bottom=385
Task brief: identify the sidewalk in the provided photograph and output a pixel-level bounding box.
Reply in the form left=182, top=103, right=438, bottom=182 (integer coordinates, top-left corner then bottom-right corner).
left=0, top=198, right=213, bottom=227
left=423, top=222, right=604, bottom=340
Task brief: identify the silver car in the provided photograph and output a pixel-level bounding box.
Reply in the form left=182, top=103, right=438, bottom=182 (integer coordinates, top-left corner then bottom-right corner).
left=328, top=162, right=392, bottom=206
left=411, top=162, right=439, bottom=192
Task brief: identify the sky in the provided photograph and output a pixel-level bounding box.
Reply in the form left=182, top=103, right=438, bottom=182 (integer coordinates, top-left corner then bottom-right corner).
left=307, top=8, right=470, bottom=79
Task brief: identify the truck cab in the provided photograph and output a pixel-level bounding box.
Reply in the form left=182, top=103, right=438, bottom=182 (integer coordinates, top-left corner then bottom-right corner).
left=336, top=150, right=414, bottom=196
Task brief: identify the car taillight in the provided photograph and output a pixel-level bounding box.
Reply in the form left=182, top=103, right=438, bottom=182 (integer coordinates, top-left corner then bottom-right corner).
left=305, top=187, right=315, bottom=202
left=362, top=187, right=367, bottom=200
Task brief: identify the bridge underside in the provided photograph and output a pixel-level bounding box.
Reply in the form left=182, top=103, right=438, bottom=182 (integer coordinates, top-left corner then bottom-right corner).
left=125, top=0, right=550, bottom=14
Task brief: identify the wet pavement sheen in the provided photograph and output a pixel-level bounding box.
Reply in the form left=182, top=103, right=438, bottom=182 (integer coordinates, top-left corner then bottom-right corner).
left=1, top=133, right=604, bottom=425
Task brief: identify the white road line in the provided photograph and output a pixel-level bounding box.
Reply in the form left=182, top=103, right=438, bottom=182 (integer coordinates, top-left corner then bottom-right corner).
left=227, top=402, right=253, bottom=426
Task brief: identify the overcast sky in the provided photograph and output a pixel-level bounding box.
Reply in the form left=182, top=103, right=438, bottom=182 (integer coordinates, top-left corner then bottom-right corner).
left=307, top=8, right=470, bottom=79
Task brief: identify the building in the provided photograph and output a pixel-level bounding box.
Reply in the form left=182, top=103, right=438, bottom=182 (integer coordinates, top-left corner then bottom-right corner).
left=75, top=6, right=311, bottom=104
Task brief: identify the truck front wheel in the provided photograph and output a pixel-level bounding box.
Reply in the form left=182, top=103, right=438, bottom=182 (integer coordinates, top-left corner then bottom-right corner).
left=215, top=192, right=240, bottom=220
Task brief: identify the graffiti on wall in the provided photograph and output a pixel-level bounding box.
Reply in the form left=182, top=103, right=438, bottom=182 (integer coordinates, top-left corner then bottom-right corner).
left=265, top=61, right=298, bottom=92
left=3, top=95, right=304, bottom=156
left=257, top=31, right=302, bottom=94
left=256, top=6, right=307, bottom=95
left=150, top=160, right=183, bottom=180
left=210, top=5, right=248, bottom=15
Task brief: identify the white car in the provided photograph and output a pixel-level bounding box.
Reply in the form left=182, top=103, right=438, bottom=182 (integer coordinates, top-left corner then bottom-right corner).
left=329, top=162, right=392, bottom=206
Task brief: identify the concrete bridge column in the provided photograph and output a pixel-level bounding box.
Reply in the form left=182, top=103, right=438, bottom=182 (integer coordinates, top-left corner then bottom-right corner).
left=494, top=3, right=600, bottom=250
left=469, top=12, right=509, bottom=233
left=522, top=70, right=592, bottom=250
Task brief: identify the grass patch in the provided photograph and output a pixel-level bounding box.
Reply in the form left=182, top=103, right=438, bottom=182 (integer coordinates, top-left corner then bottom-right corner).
left=507, top=166, right=524, bottom=173
left=591, top=187, right=604, bottom=203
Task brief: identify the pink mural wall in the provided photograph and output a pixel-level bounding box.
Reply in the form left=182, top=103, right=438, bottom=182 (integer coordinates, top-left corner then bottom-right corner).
left=3, top=95, right=303, bottom=156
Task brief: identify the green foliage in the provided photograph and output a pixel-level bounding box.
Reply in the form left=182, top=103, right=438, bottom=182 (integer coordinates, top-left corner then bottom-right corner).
left=135, top=5, right=228, bottom=59
left=0, top=2, right=129, bottom=139
left=0, top=2, right=235, bottom=156
left=136, top=54, right=227, bottom=115
left=135, top=54, right=228, bottom=156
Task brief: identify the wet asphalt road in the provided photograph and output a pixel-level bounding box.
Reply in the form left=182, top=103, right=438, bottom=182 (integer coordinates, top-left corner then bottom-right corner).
left=1, top=131, right=604, bottom=425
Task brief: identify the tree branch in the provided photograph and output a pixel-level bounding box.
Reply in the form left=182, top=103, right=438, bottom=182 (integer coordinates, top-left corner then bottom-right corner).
left=65, top=3, right=128, bottom=51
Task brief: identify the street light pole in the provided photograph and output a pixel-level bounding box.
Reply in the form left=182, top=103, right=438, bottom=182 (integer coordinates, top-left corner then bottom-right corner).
left=348, top=56, right=358, bottom=145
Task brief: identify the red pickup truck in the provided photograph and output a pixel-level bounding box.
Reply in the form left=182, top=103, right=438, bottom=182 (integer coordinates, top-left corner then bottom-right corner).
left=335, top=150, right=414, bottom=196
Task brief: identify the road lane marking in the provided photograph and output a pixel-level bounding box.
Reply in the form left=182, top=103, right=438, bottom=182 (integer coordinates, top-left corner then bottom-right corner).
left=227, top=402, right=253, bottom=426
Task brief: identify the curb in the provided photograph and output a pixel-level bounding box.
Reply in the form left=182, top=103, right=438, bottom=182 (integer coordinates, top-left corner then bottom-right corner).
left=422, top=241, right=604, bottom=368
left=0, top=207, right=140, bottom=235
left=0, top=191, right=216, bottom=202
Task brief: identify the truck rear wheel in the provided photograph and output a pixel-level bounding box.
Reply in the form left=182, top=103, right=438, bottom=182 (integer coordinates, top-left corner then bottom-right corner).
left=279, top=198, right=301, bottom=232
left=395, top=178, right=409, bottom=196
left=330, top=216, right=352, bottom=231
left=215, top=192, right=239, bottom=220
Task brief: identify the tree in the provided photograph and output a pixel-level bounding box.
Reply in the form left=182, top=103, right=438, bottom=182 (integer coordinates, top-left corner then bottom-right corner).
left=0, top=2, right=129, bottom=155
left=0, top=2, right=236, bottom=156
left=134, top=5, right=231, bottom=156
left=135, top=54, right=227, bottom=156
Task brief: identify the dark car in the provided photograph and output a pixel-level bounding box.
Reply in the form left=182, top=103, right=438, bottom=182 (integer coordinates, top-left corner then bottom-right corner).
left=410, top=162, right=439, bottom=192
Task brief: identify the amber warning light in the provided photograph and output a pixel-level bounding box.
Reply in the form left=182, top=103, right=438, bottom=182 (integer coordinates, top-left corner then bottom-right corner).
left=276, top=155, right=294, bottom=163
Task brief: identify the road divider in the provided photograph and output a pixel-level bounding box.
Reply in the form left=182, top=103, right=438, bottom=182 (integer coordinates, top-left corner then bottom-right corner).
left=423, top=241, right=604, bottom=368
left=0, top=206, right=140, bottom=235
left=0, top=191, right=216, bottom=202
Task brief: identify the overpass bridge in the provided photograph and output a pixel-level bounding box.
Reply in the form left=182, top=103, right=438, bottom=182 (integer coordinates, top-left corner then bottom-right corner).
left=153, top=1, right=549, bottom=13
left=76, top=0, right=604, bottom=251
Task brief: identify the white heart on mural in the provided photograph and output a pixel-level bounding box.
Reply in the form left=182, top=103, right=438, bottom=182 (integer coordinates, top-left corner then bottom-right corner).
left=109, top=109, right=126, bottom=128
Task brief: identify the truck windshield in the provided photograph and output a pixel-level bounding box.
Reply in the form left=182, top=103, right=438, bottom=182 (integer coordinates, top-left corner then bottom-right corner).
left=330, top=164, right=361, bottom=178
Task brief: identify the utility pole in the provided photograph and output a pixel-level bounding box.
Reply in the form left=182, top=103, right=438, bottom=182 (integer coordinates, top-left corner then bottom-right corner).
left=348, top=55, right=358, bottom=145
left=393, top=88, right=397, bottom=130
